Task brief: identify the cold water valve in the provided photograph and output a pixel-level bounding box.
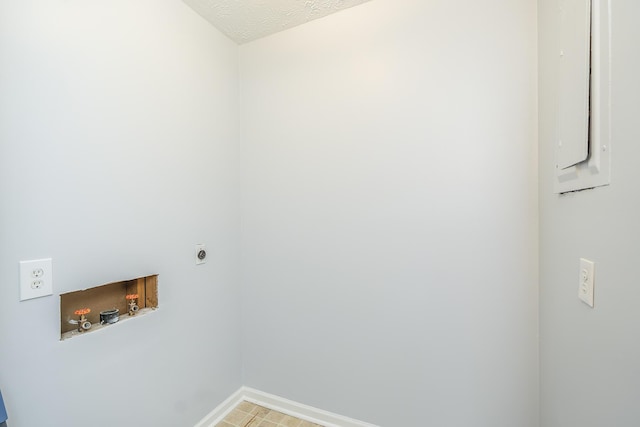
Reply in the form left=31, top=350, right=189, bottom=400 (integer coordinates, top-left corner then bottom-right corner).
left=126, top=293, right=139, bottom=316
left=69, top=308, right=92, bottom=332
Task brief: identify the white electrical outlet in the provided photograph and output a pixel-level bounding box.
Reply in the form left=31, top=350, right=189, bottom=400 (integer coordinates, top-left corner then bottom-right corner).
left=195, top=244, right=207, bottom=265
left=578, top=258, right=595, bottom=307
left=20, top=258, right=53, bottom=301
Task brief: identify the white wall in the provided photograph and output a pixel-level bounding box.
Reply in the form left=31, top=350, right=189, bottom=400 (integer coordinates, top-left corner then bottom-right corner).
left=539, top=1, right=640, bottom=426
left=0, top=1, right=241, bottom=425
left=239, top=1, right=539, bottom=425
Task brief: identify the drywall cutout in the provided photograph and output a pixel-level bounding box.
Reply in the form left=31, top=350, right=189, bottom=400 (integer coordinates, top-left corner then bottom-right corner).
left=60, top=275, right=158, bottom=340
left=555, top=0, right=611, bottom=193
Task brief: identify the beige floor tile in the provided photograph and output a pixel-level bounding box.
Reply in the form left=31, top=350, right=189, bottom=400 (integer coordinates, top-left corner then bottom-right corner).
left=215, top=402, right=325, bottom=427
left=237, top=401, right=258, bottom=413
left=244, top=416, right=262, bottom=427
left=280, top=414, right=302, bottom=427
left=264, top=410, right=286, bottom=423
left=251, top=405, right=271, bottom=417
left=223, top=409, right=251, bottom=425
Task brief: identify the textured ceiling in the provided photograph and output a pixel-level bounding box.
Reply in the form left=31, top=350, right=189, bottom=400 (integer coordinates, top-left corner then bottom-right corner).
left=182, top=0, right=373, bottom=44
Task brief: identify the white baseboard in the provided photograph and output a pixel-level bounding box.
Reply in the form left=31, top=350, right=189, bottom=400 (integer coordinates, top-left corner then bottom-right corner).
left=194, top=387, right=245, bottom=427
left=195, top=386, right=379, bottom=427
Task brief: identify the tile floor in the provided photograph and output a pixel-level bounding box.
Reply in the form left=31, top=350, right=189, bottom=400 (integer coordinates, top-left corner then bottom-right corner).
left=216, top=401, right=324, bottom=427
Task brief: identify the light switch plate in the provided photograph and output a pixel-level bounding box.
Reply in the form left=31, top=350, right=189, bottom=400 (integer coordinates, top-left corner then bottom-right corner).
left=578, top=258, right=595, bottom=307
left=20, top=258, right=53, bottom=301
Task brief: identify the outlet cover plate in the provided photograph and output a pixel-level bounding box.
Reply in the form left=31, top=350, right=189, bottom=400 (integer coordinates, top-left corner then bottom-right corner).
left=20, top=258, right=53, bottom=301
left=578, top=258, right=595, bottom=307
